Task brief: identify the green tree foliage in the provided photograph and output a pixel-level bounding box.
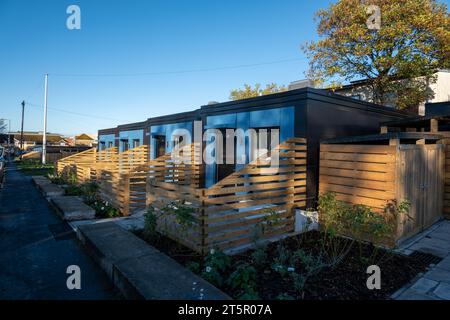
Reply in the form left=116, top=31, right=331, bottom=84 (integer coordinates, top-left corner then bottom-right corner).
left=303, top=0, right=450, bottom=111
left=229, top=83, right=287, bottom=101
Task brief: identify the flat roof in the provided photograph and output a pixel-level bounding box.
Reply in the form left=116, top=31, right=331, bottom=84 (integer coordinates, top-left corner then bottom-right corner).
left=381, top=115, right=450, bottom=128
left=322, top=132, right=443, bottom=144
left=199, top=87, right=413, bottom=118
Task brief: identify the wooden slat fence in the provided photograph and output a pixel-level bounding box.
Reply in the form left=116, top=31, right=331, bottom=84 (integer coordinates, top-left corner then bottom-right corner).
left=147, top=138, right=307, bottom=254
left=147, top=143, right=202, bottom=187
left=202, top=138, right=307, bottom=252
left=319, top=143, right=444, bottom=245
left=57, top=139, right=308, bottom=253
left=94, top=145, right=148, bottom=215
left=319, top=144, right=396, bottom=212
left=56, top=148, right=97, bottom=182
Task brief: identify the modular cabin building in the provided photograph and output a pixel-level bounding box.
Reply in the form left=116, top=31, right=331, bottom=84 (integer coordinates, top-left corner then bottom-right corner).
left=147, top=110, right=200, bottom=159
left=98, top=127, right=118, bottom=151
left=199, top=88, right=411, bottom=206
left=97, top=87, right=411, bottom=207
left=117, top=121, right=148, bottom=152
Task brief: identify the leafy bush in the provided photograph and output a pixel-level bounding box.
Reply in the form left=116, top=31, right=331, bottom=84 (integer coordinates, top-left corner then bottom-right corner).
left=85, top=198, right=120, bottom=218
left=251, top=246, right=268, bottom=268
left=226, top=263, right=259, bottom=300
left=47, top=173, right=66, bottom=185
left=252, top=208, right=283, bottom=246
left=271, top=243, right=291, bottom=276
left=318, top=192, right=410, bottom=245
left=143, top=207, right=159, bottom=241
left=65, top=182, right=98, bottom=198
left=186, top=261, right=201, bottom=274
left=161, top=201, right=196, bottom=231
left=201, top=249, right=231, bottom=287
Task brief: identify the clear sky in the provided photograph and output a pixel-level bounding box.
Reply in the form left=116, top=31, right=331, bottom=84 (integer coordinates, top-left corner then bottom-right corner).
left=0, top=0, right=448, bottom=136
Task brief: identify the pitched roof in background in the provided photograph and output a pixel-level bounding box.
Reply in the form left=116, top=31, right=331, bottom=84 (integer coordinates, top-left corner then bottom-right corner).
left=10, top=131, right=65, bottom=143
left=75, top=133, right=96, bottom=140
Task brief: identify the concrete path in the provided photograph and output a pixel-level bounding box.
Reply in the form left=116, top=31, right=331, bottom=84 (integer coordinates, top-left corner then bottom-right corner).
left=393, top=220, right=450, bottom=300
left=0, top=163, right=120, bottom=299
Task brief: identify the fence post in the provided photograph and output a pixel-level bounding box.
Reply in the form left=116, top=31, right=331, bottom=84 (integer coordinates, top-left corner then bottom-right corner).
left=200, top=189, right=206, bottom=255
left=122, top=173, right=130, bottom=216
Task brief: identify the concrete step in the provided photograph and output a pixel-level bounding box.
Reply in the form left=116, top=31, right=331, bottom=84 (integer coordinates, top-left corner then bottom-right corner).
left=31, top=175, right=52, bottom=186
left=77, top=222, right=230, bottom=300
left=51, top=196, right=96, bottom=221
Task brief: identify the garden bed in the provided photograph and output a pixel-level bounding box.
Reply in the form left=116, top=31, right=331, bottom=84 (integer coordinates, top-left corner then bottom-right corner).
left=134, top=229, right=430, bottom=300
left=16, top=160, right=54, bottom=176
left=47, top=172, right=121, bottom=219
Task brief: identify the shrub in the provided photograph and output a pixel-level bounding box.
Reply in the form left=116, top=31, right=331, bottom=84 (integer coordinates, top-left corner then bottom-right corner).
left=47, top=173, right=66, bottom=185
left=252, top=208, right=283, bottom=246
left=85, top=198, right=120, bottom=218
left=318, top=192, right=410, bottom=245
left=143, top=207, right=159, bottom=241
left=186, top=261, right=201, bottom=274
left=251, top=246, right=268, bottom=268
left=201, top=249, right=231, bottom=287
left=226, top=263, right=259, bottom=300
left=161, top=201, right=196, bottom=231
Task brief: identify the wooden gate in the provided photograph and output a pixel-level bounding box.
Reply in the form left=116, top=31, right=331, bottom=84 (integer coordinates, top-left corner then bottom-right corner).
left=319, top=143, right=445, bottom=245
left=396, top=145, right=445, bottom=240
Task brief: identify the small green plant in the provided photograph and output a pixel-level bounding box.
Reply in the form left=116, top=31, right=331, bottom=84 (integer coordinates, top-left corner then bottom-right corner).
left=161, top=201, right=196, bottom=231
left=186, top=261, right=201, bottom=274
left=290, top=272, right=307, bottom=294
left=271, top=243, right=291, bottom=277
left=65, top=181, right=98, bottom=198
left=251, top=246, right=268, bottom=268
left=86, top=198, right=120, bottom=218
left=201, top=249, right=231, bottom=287
left=318, top=192, right=412, bottom=265
left=143, top=207, right=159, bottom=241
left=226, top=263, right=259, bottom=300
left=59, top=166, right=77, bottom=185
left=47, top=173, right=66, bottom=185
left=252, top=208, right=283, bottom=248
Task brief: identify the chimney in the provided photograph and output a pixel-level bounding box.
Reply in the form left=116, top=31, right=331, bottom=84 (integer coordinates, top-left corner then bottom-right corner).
left=288, top=79, right=316, bottom=90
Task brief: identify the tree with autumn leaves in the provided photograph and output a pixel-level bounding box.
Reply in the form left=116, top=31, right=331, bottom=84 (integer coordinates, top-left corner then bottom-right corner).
left=229, top=83, right=287, bottom=101
left=304, top=0, right=450, bottom=111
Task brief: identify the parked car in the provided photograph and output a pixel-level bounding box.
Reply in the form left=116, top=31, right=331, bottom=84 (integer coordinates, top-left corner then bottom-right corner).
left=0, top=146, right=5, bottom=187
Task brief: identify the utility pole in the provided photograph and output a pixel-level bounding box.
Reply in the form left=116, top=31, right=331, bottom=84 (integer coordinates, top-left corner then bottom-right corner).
left=42, top=74, right=48, bottom=164
left=20, top=101, right=25, bottom=159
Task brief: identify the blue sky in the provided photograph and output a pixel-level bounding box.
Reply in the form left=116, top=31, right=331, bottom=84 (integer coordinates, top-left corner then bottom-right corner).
left=0, top=0, right=448, bottom=136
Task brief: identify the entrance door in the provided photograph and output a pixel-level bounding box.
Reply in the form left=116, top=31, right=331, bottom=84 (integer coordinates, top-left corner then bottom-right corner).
left=397, top=145, right=444, bottom=240
left=216, top=128, right=235, bottom=183
left=154, top=135, right=166, bottom=158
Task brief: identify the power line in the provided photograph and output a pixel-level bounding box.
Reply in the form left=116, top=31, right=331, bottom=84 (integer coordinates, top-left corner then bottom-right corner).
left=25, top=101, right=133, bottom=123
left=49, top=57, right=307, bottom=77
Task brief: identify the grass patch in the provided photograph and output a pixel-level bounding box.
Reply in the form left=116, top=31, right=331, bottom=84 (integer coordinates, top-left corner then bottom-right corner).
left=16, top=160, right=54, bottom=176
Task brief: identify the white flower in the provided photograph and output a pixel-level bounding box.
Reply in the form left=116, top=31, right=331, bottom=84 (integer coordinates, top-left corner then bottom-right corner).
left=101, top=207, right=105, bottom=210
left=210, top=249, right=215, bottom=255
left=205, top=266, right=212, bottom=273
left=287, top=267, right=295, bottom=272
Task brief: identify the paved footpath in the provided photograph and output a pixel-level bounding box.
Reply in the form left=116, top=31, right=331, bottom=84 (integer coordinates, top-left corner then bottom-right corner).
left=0, top=163, right=119, bottom=299
left=392, top=220, right=450, bottom=300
